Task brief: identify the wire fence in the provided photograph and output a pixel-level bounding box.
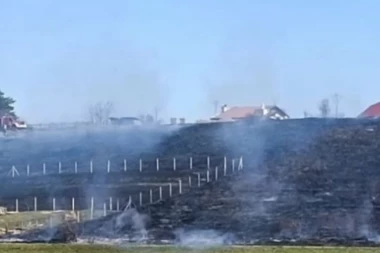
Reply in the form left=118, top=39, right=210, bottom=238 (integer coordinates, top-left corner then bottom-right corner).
left=0, top=156, right=244, bottom=233
left=3, top=155, right=237, bottom=178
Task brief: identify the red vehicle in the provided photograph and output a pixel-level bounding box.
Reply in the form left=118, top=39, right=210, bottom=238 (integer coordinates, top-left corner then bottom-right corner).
left=1, top=115, right=28, bottom=134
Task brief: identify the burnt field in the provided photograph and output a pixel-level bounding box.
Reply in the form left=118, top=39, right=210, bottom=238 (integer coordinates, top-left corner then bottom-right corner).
left=3, top=118, right=380, bottom=245
left=0, top=122, right=240, bottom=211
left=0, top=158, right=230, bottom=211
left=0, top=125, right=177, bottom=175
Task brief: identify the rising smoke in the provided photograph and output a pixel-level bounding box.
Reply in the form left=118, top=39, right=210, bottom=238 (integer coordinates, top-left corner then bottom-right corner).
left=208, top=118, right=380, bottom=243
left=174, top=228, right=234, bottom=249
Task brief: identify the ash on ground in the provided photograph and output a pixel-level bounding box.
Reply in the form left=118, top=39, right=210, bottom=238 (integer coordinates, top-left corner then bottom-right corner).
left=3, top=119, right=380, bottom=246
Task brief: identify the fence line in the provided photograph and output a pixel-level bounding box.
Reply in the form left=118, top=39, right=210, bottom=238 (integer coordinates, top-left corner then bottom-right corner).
left=6, top=157, right=244, bottom=212
left=5, top=153, right=220, bottom=169
left=0, top=157, right=244, bottom=232
left=4, top=155, right=241, bottom=178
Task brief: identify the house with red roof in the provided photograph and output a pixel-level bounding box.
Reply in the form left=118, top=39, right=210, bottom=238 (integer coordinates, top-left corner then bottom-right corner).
left=210, top=104, right=289, bottom=121
left=358, top=102, right=380, bottom=118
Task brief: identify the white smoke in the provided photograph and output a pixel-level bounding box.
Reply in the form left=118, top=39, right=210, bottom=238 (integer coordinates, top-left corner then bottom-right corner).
left=114, top=209, right=148, bottom=241
left=174, top=228, right=234, bottom=249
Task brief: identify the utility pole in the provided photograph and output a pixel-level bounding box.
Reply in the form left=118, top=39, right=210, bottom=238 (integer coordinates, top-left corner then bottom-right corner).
left=332, top=93, right=341, bottom=118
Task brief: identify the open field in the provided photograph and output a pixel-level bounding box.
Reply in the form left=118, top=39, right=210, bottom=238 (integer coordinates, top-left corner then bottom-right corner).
left=0, top=123, right=228, bottom=212
left=0, top=125, right=177, bottom=176
left=2, top=245, right=380, bottom=253
left=0, top=167, right=217, bottom=211
left=2, top=119, right=380, bottom=245
left=0, top=210, right=126, bottom=231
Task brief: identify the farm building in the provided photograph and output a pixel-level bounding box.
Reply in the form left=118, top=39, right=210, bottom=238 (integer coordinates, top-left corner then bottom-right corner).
left=358, top=102, right=380, bottom=118
left=109, top=117, right=142, bottom=125
left=210, top=104, right=289, bottom=121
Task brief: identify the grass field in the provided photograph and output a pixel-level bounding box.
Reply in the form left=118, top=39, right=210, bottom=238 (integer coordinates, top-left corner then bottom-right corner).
left=1, top=245, right=380, bottom=253
left=0, top=211, right=61, bottom=231
left=0, top=209, right=120, bottom=232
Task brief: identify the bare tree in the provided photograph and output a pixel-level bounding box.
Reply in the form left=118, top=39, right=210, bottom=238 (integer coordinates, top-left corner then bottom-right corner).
left=88, top=101, right=114, bottom=124
left=145, top=114, right=154, bottom=123
left=318, top=98, right=330, bottom=118
left=139, top=114, right=155, bottom=124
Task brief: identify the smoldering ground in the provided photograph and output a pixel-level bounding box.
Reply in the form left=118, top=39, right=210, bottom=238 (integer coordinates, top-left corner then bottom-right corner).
left=218, top=119, right=380, bottom=242
left=4, top=119, right=380, bottom=246
left=0, top=124, right=182, bottom=213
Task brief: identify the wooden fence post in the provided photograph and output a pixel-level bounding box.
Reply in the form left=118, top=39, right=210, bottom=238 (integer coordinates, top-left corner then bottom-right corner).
left=90, top=197, right=94, bottom=219
left=178, top=179, right=182, bottom=194
left=53, top=198, right=56, bottom=211
left=11, top=166, right=18, bottom=177
left=207, top=156, right=210, bottom=169
left=90, top=160, right=93, bottom=174
left=15, top=199, right=19, bottom=212
left=224, top=156, right=227, bottom=176
left=34, top=197, right=37, bottom=211
left=149, top=189, right=153, bottom=204
left=239, top=156, right=243, bottom=170
left=159, top=186, right=163, bottom=200
left=72, top=197, right=75, bottom=211
left=109, top=197, right=113, bottom=211
left=207, top=170, right=210, bottom=182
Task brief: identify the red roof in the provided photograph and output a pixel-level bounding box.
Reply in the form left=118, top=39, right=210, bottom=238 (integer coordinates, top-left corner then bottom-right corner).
left=213, top=106, right=261, bottom=120
left=359, top=102, right=380, bottom=117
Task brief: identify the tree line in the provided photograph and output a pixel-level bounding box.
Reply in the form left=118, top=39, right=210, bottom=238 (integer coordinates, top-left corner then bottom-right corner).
left=304, top=93, right=344, bottom=118
left=0, top=89, right=347, bottom=123
left=0, top=90, right=16, bottom=117
left=88, top=101, right=162, bottom=124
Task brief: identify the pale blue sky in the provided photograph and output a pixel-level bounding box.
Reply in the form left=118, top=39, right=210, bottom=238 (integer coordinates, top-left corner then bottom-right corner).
left=0, top=0, right=379, bottom=123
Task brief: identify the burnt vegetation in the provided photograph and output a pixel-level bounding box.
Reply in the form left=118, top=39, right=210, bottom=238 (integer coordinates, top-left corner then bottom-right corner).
left=3, top=118, right=380, bottom=245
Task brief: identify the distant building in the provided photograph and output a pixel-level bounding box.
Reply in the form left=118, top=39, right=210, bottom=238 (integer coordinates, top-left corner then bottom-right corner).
left=109, top=117, right=142, bottom=125
left=170, top=118, right=177, bottom=125
left=358, top=102, right=380, bottom=118
left=210, top=104, right=289, bottom=121
left=169, top=117, right=187, bottom=125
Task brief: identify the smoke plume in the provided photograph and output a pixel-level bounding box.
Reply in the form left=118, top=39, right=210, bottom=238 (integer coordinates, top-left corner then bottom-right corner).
left=174, top=229, right=234, bottom=249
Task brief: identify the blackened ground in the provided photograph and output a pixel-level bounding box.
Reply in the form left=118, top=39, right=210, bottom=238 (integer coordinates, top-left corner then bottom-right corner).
left=4, top=118, right=380, bottom=245
left=6, top=171, right=380, bottom=245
